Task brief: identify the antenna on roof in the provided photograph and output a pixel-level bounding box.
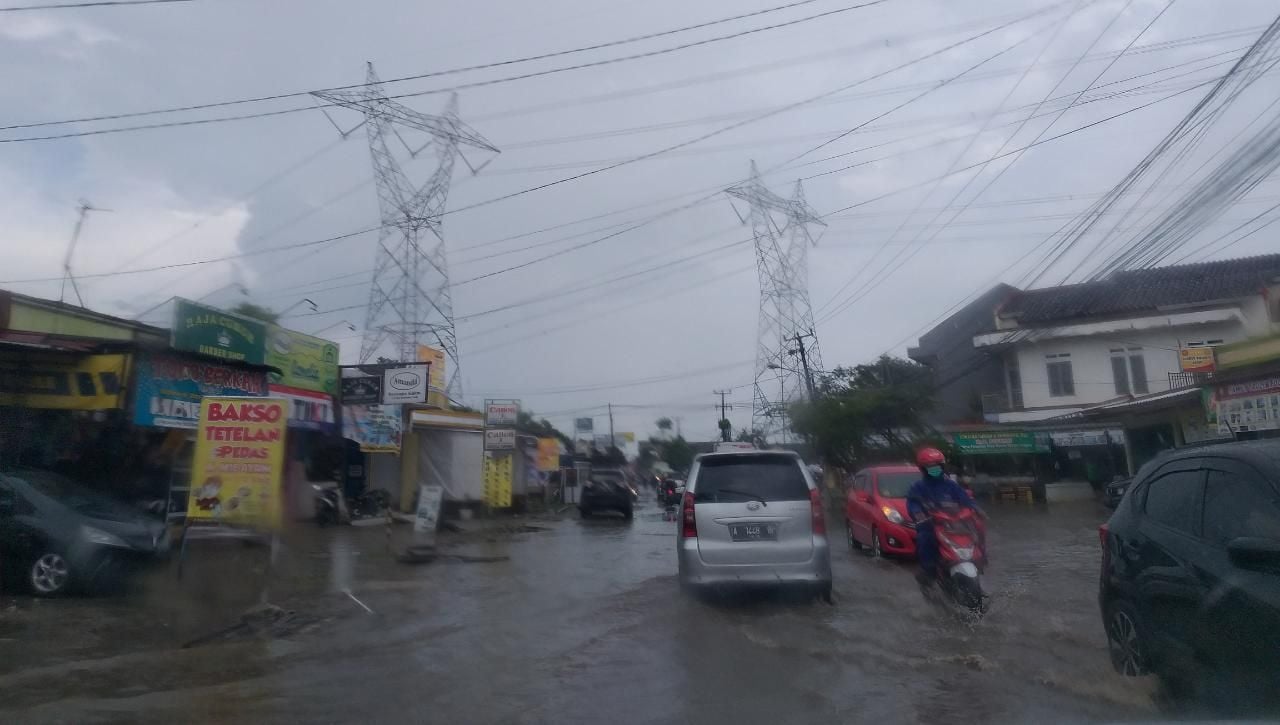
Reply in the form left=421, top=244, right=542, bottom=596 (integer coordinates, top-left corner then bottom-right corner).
left=61, top=199, right=111, bottom=307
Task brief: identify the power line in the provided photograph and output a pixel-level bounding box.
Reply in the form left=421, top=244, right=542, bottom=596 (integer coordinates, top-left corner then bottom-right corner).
left=0, top=0, right=892, bottom=142
left=0, top=0, right=190, bottom=10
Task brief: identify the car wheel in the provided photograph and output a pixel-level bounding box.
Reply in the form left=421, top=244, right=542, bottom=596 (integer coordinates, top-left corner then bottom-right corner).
left=868, top=526, right=882, bottom=558
left=30, top=552, right=72, bottom=596
left=1106, top=600, right=1149, bottom=676
left=846, top=520, right=861, bottom=551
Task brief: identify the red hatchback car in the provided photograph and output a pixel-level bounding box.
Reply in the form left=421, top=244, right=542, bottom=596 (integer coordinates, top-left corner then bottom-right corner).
left=845, top=464, right=920, bottom=558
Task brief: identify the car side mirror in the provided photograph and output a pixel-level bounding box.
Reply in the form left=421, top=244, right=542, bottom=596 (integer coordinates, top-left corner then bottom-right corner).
left=1227, top=537, right=1280, bottom=569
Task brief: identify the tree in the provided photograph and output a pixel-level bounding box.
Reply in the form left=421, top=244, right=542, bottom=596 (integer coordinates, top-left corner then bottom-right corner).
left=717, top=418, right=732, bottom=442
left=790, top=355, right=937, bottom=471
left=655, top=417, right=673, bottom=432
left=516, top=410, right=572, bottom=449
left=659, top=436, right=695, bottom=473
left=229, top=302, right=279, bottom=323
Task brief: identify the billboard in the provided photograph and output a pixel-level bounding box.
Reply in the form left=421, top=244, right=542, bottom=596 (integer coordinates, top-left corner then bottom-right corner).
left=536, top=438, right=560, bottom=471
left=416, top=345, right=447, bottom=392
left=483, top=452, right=513, bottom=508
left=484, top=428, right=516, bottom=450
left=382, top=365, right=429, bottom=404
left=342, top=404, right=403, bottom=453
left=269, top=384, right=335, bottom=431
left=1210, top=374, right=1280, bottom=434
left=1179, top=347, right=1216, bottom=373
left=187, top=396, right=288, bottom=529
left=574, top=417, right=594, bottom=435
left=266, top=325, right=339, bottom=395
left=340, top=375, right=381, bottom=404
left=133, top=352, right=268, bottom=429
left=485, top=399, right=520, bottom=426
left=171, top=299, right=267, bottom=365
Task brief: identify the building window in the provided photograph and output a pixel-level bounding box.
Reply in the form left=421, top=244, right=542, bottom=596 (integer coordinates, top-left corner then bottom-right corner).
left=1006, top=356, right=1023, bottom=410
left=1110, top=347, right=1148, bottom=395
left=1046, top=353, right=1074, bottom=397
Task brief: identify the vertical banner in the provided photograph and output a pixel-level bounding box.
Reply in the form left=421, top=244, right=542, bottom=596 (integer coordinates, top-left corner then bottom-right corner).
left=414, top=483, right=445, bottom=534
left=536, top=437, right=560, bottom=472
left=187, top=396, right=288, bottom=529
left=483, top=452, right=513, bottom=508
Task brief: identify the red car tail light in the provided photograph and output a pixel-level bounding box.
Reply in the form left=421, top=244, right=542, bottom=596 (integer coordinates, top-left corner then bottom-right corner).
left=681, top=491, right=697, bottom=538
left=809, top=488, right=826, bottom=535
left=1098, top=523, right=1109, bottom=550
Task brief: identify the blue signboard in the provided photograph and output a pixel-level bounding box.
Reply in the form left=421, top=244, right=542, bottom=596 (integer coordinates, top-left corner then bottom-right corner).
left=133, top=352, right=268, bottom=429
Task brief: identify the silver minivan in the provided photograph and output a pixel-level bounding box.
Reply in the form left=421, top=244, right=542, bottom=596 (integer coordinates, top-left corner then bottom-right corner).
left=676, top=450, right=832, bottom=598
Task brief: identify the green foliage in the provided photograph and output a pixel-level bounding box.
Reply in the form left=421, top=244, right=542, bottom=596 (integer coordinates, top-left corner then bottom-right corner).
left=735, top=427, right=766, bottom=446
left=790, top=355, right=937, bottom=471
left=655, top=417, right=673, bottom=431
left=229, top=302, right=279, bottom=323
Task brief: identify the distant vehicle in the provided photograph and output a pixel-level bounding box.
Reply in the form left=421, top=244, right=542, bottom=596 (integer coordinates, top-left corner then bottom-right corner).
left=0, top=470, right=169, bottom=596
left=1102, top=476, right=1133, bottom=509
left=1099, top=441, right=1280, bottom=696
left=845, top=464, right=918, bottom=558
left=677, top=450, right=831, bottom=600
left=580, top=469, right=634, bottom=520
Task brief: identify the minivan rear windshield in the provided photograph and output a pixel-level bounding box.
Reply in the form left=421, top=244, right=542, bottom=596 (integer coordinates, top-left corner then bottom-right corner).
left=694, top=454, right=809, bottom=502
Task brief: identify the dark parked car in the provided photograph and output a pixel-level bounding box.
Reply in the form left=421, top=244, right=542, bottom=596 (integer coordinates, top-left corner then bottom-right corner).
left=1099, top=441, right=1280, bottom=700
left=580, top=469, right=634, bottom=520
left=0, top=470, right=169, bottom=596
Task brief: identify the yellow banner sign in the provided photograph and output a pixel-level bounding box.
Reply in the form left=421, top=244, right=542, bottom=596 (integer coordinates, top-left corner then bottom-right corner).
left=187, top=397, right=288, bottom=529
left=1179, top=347, right=1216, bottom=373
left=536, top=437, right=560, bottom=472
left=0, top=353, right=128, bottom=410
left=416, top=344, right=448, bottom=407
left=483, top=451, right=513, bottom=508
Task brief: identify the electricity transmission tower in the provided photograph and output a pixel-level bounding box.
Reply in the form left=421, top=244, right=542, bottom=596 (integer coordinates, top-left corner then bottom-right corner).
left=726, top=162, right=824, bottom=439
left=313, top=63, right=498, bottom=398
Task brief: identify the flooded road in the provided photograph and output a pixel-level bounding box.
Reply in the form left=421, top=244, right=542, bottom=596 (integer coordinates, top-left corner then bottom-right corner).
left=0, top=498, right=1160, bottom=723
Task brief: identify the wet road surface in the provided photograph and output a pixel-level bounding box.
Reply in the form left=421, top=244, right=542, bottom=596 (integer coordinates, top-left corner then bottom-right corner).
left=0, top=497, right=1163, bottom=723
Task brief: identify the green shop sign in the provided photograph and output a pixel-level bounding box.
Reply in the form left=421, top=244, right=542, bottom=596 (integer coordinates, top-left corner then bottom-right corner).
left=266, top=325, right=339, bottom=395
left=172, top=299, right=266, bottom=365
left=950, top=430, right=1047, bottom=455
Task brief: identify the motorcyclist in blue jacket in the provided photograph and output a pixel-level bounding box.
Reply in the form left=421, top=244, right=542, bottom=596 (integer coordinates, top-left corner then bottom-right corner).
left=907, top=447, right=979, bottom=587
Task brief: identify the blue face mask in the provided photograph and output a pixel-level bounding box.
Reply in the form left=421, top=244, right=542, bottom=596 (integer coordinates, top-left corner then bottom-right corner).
left=925, top=465, right=943, bottom=478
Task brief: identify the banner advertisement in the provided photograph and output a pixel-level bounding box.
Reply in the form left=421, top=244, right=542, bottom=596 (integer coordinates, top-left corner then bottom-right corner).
left=268, top=384, right=336, bottom=431
left=484, top=428, right=516, bottom=450
left=340, top=375, right=381, bottom=404
left=382, top=365, right=428, bottom=404
left=574, top=417, right=593, bottom=435
left=536, top=437, right=560, bottom=471
left=267, top=325, right=339, bottom=395
left=950, top=430, right=1048, bottom=455
left=134, top=352, right=268, bottom=429
left=187, top=396, right=288, bottom=529
left=416, top=345, right=447, bottom=392
left=0, top=353, right=128, bottom=411
left=342, top=404, right=403, bottom=453
left=414, top=483, right=445, bottom=534
left=482, top=452, right=513, bottom=508
left=484, top=399, right=520, bottom=426
left=171, top=299, right=267, bottom=365
left=1179, top=347, right=1216, bottom=373
left=1210, top=374, right=1280, bottom=434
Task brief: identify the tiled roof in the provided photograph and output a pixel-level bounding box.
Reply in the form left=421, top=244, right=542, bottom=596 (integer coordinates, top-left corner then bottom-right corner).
left=1000, top=253, right=1280, bottom=324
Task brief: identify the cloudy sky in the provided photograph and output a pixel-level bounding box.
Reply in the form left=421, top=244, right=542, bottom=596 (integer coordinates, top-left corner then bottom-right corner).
left=3, top=0, right=1278, bottom=440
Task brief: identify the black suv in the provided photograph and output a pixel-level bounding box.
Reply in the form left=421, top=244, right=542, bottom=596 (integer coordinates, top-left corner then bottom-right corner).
left=579, top=469, right=634, bottom=520
left=1099, top=440, right=1280, bottom=700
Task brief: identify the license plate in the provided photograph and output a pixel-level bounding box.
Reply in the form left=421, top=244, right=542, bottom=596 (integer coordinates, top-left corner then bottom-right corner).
left=729, top=523, right=777, bottom=541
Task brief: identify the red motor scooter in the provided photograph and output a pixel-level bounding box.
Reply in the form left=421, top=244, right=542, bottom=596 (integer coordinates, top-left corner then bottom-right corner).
left=928, top=507, right=988, bottom=614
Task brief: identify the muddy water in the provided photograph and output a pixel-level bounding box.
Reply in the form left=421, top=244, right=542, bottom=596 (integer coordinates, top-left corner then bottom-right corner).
left=0, top=499, right=1160, bottom=724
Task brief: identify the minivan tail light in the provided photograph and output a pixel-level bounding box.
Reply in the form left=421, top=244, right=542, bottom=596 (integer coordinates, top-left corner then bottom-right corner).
left=1098, top=523, right=1109, bottom=550
left=681, top=491, right=697, bottom=538
left=809, top=488, right=826, bottom=535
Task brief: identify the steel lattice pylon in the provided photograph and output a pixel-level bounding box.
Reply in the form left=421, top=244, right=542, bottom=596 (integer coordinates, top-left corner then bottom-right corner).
left=313, top=64, right=498, bottom=398
left=726, top=162, right=824, bottom=439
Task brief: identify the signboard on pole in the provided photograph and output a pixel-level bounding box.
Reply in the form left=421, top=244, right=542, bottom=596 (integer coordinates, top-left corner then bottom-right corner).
left=484, top=399, right=520, bottom=426
left=536, top=437, right=560, bottom=471
left=340, top=375, right=382, bottom=404
left=171, top=299, right=267, bottom=365
left=382, top=365, right=429, bottom=404
left=1179, top=347, right=1216, bottom=373
left=267, top=325, right=339, bottom=394
left=574, top=417, right=594, bottom=435
left=485, top=428, right=516, bottom=450
left=483, top=452, right=513, bottom=508
left=187, top=396, right=288, bottom=529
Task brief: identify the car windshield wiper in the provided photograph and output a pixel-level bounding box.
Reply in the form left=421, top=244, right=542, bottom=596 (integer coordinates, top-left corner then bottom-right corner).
left=715, top=488, right=767, bottom=506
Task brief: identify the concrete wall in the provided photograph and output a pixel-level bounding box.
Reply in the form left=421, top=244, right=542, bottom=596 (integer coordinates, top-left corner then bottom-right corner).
left=1012, top=320, right=1246, bottom=410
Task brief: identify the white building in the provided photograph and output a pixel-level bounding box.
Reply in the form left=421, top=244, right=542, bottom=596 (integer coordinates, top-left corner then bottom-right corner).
left=973, top=254, right=1280, bottom=424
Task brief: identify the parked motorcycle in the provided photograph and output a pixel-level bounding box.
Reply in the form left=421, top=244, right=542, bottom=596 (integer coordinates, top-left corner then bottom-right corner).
left=925, top=507, right=988, bottom=614
left=313, top=483, right=391, bottom=526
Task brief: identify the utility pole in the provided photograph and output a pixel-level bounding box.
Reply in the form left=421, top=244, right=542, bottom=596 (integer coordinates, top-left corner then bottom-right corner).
left=714, top=389, right=734, bottom=442
left=791, top=330, right=818, bottom=400
left=607, top=403, right=616, bottom=449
